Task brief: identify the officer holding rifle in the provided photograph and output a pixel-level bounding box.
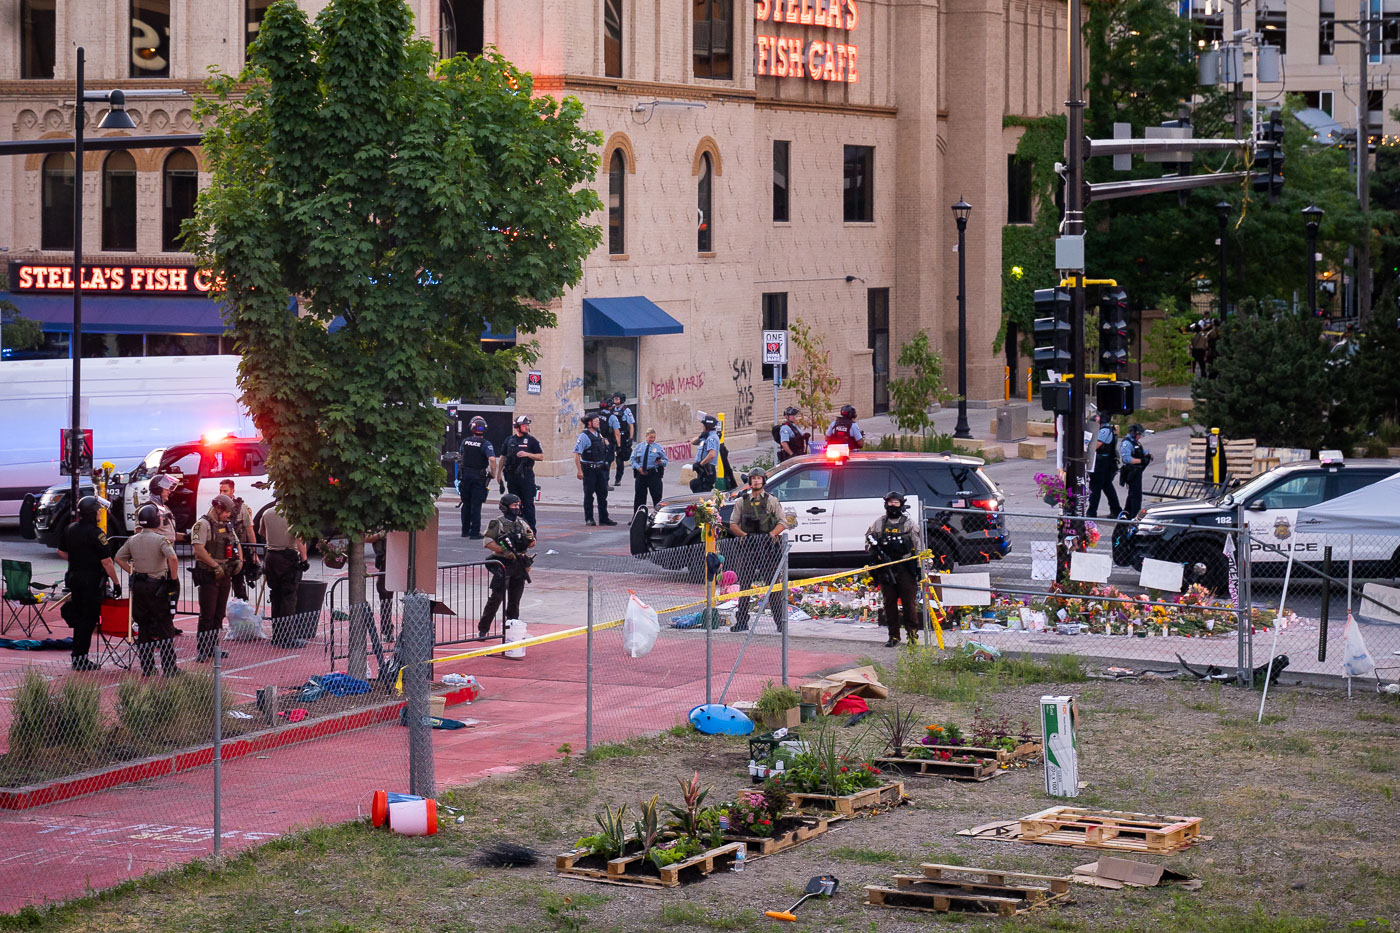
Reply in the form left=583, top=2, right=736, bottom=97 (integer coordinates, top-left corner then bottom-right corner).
left=478, top=494, right=535, bottom=638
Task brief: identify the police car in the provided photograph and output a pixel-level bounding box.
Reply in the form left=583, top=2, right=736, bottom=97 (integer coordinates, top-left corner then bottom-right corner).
left=631, top=448, right=1010, bottom=570
left=1117, top=455, right=1400, bottom=590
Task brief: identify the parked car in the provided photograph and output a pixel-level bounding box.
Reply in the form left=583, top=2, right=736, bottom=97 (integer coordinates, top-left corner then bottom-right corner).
left=630, top=450, right=1010, bottom=572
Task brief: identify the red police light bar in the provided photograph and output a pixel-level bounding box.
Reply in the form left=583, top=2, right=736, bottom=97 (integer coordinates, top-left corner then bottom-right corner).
left=825, top=443, right=850, bottom=462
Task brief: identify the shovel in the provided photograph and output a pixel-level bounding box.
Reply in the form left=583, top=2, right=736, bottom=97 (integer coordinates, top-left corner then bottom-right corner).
left=765, top=874, right=839, bottom=922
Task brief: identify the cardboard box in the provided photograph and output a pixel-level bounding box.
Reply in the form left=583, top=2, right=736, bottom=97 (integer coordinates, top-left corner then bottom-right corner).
left=430, top=696, right=446, bottom=719
left=760, top=706, right=801, bottom=730
left=1040, top=695, right=1079, bottom=798
left=800, top=666, right=890, bottom=714
left=1073, top=857, right=1201, bottom=890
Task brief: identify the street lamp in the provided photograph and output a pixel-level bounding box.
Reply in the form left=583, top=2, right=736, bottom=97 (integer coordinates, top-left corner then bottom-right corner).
left=1215, top=200, right=1230, bottom=318
left=67, top=48, right=141, bottom=514
left=1301, top=204, right=1324, bottom=317
left=951, top=198, right=972, bottom=440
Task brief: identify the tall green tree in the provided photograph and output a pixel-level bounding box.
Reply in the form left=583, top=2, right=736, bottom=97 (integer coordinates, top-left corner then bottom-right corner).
left=886, top=332, right=952, bottom=438
left=192, top=0, right=601, bottom=674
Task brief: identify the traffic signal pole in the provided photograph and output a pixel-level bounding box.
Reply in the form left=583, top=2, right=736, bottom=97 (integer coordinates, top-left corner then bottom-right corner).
left=1064, top=0, right=1088, bottom=518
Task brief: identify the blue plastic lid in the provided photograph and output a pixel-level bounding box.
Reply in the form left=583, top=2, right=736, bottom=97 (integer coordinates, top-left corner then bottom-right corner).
left=688, top=704, right=755, bottom=735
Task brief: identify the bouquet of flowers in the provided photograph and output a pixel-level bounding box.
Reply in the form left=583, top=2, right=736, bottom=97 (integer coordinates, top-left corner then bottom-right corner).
left=1035, top=472, right=1071, bottom=509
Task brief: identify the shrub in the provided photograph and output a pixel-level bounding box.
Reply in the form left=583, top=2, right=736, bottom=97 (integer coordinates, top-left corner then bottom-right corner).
left=753, top=681, right=802, bottom=717
left=8, top=670, right=53, bottom=761
left=52, top=679, right=102, bottom=751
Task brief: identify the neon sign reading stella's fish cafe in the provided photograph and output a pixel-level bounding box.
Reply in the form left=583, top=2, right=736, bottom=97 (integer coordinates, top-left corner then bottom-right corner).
left=755, top=0, right=861, bottom=83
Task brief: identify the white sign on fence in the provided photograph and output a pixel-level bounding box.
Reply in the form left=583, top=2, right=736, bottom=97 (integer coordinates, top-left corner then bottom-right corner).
left=1138, top=557, right=1185, bottom=593
left=1069, top=550, right=1112, bottom=584
left=935, top=572, right=991, bottom=606
left=1030, top=541, right=1057, bottom=581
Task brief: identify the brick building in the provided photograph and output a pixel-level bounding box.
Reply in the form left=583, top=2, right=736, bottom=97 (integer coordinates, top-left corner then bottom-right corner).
left=1, top=0, right=1067, bottom=472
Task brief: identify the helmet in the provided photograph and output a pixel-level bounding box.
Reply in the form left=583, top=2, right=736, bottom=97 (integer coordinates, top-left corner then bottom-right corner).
left=137, top=504, right=161, bottom=528
left=1129, top=423, right=1145, bottom=436
left=747, top=468, right=767, bottom=481
left=499, top=493, right=522, bottom=512
left=77, top=496, right=102, bottom=521
left=211, top=494, right=236, bottom=513
left=840, top=404, right=857, bottom=419
left=700, top=415, right=719, bottom=429
left=470, top=416, right=487, bottom=434
left=884, top=491, right=907, bottom=507
left=151, top=474, right=178, bottom=493
left=584, top=411, right=602, bottom=425
left=611, top=392, right=626, bottom=404
left=513, top=415, right=532, bottom=427
left=783, top=406, right=799, bottom=417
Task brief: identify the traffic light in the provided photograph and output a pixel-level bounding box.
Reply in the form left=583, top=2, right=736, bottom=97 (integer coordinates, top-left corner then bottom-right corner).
left=1097, top=287, right=1129, bottom=376
left=1032, top=287, right=1071, bottom=369
left=1253, top=109, right=1285, bottom=202
left=1095, top=379, right=1141, bottom=416
left=1040, top=380, right=1072, bottom=415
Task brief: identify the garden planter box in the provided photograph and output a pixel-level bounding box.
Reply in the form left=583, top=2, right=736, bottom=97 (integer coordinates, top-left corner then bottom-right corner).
left=787, top=780, right=904, bottom=818
left=759, top=706, right=801, bottom=731
left=722, top=813, right=840, bottom=857
left=555, top=839, right=745, bottom=888
left=876, top=753, right=999, bottom=782
left=910, top=741, right=1041, bottom=767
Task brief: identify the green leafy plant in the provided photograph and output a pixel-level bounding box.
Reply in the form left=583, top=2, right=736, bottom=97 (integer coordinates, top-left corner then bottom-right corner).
left=874, top=702, right=921, bottom=756
left=633, top=795, right=661, bottom=861
left=753, top=681, right=802, bottom=717
left=785, top=318, right=842, bottom=436
left=887, top=332, right=954, bottom=437
left=779, top=721, right=884, bottom=795
left=648, top=835, right=705, bottom=869
left=580, top=803, right=629, bottom=859
left=7, top=670, right=53, bottom=760
left=664, top=772, right=711, bottom=839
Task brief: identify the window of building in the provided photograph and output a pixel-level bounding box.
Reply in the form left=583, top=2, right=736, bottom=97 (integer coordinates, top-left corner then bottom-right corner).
left=162, top=149, right=199, bottom=252
left=20, top=0, right=56, bottom=79
left=1255, top=0, right=1286, bottom=52
left=843, top=145, right=874, bottom=223
left=773, top=140, right=790, bottom=222
left=439, top=0, right=483, bottom=59
left=1301, top=91, right=1334, bottom=116
left=246, top=0, right=274, bottom=60
left=583, top=337, right=638, bottom=405
left=1368, top=90, right=1386, bottom=126
left=608, top=150, right=626, bottom=255
left=697, top=152, right=714, bottom=252
left=1007, top=155, right=1033, bottom=224
left=868, top=288, right=889, bottom=413
left=1319, top=0, right=1335, bottom=60
left=102, top=151, right=138, bottom=252
left=605, top=0, right=623, bottom=77
left=693, top=0, right=733, bottom=79
left=131, top=1, right=171, bottom=78
left=1379, top=0, right=1400, bottom=59
left=81, top=333, right=147, bottom=358
left=1190, top=1, right=1223, bottom=47
left=41, top=153, right=74, bottom=251
left=761, top=292, right=788, bottom=381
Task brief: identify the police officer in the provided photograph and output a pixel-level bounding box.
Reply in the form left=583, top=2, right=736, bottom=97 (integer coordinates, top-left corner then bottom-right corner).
left=1119, top=423, right=1152, bottom=520
left=574, top=412, right=615, bottom=525
left=479, top=494, right=535, bottom=637
left=458, top=415, right=497, bottom=539
left=114, top=504, right=180, bottom=677
left=58, top=496, right=121, bottom=671
left=1087, top=413, right=1122, bottom=519
left=726, top=469, right=788, bottom=633
left=691, top=415, right=720, bottom=492
left=629, top=428, right=668, bottom=511
left=826, top=404, right=864, bottom=449
left=219, top=479, right=260, bottom=599
left=500, top=415, right=543, bottom=532
left=777, top=406, right=808, bottom=462
left=148, top=474, right=184, bottom=544
left=257, top=499, right=308, bottom=648
left=609, top=392, right=635, bottom=487
left=866, top=491, right=924, bottom=647
left=191, top=494, right=243, bottom=662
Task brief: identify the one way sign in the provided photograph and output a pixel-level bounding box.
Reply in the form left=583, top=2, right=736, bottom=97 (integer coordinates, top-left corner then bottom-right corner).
left=762, top=330, right=788, bottom=365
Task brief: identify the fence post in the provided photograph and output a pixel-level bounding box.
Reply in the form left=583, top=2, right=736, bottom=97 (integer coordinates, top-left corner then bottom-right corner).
left=780, top=548, right=789, bottom=686
left=212, top=634, right=223, bottom=858
left=1236, top=507, right=1252, bottom=685
left=403, top=592, right=435, bottom=798
left=586, top=575, right=594, bottom=753
left=705, top=551, right=714, bottom=707
left=1318, top=546, right=1332, bottom=662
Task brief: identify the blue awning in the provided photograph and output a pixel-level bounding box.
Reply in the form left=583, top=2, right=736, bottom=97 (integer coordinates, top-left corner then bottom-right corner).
left=582, top=297, right=684, bottom=337
left=4, top=293, right=227, bottom=335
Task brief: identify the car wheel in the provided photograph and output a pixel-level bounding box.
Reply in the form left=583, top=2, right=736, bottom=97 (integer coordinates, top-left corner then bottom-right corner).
left=1173, top=538, right=1229, bottom=595
left=18, top=494, right=37, bottom=540
left=925, top=531, right=956, bottom=573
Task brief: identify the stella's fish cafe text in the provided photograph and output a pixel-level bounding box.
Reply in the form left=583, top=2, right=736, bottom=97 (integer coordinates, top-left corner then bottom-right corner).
left=755, top=0, right=861, bottom=83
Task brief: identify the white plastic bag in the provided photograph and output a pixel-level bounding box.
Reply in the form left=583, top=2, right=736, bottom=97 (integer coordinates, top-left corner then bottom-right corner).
left=1341, top=612, right=1376, bottom=679
left=621, top=590, right=659, bottom=659
left=226, top=598, right=267, bottom=641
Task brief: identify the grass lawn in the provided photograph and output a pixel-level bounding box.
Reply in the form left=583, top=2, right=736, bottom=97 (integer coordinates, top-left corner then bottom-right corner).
left=4, top=669, right=1398, bottom=932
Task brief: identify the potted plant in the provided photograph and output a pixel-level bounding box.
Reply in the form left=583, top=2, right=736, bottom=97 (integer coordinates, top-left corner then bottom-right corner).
left=874, top=702, right=920, bottom=758
left=753, top=681, right=803, bottom=731
left=777, top=723, right=904, bottom=816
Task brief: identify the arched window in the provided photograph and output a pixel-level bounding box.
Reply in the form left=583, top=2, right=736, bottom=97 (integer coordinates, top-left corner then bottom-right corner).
left=697, top=153, right=713, bottom=253
left=102, top=151, right=138, bottom=252
left=40, top=152, right=74, bottom=251
left=608, top=150, right=626, bottom=255
left=163, top=149, right=199, bottom=251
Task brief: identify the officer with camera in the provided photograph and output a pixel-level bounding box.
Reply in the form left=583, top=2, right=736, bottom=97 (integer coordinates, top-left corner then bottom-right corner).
left=115, top=504, right=180, bottom=677
left=866, top=491, right=924, bottom=647
left=58, top=496, right=122, bottom=671
left=1119, top=423, right=1152, bottom=520
left=479, top=494, right=535, bottom=637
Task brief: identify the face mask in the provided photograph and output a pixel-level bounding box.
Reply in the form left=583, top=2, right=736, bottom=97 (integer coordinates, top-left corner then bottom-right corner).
left=885, top=505, right=903, bottom=519
left=506, top=508, right=522, bottom=520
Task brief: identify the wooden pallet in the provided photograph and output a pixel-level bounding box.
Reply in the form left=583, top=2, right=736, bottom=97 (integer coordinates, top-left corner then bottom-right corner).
left=1018, top=806, right=1202, bottom=853
left=555, top=841, right=744, bottom=888
left=788, top=781, right=904, bottom=818
left=865, top=863, right=1072, bottom=917
left=875, top=754, right=999, bottom=782
left=723, top=814, right=840, bottom=857
left=903, top=741, right=1041, bottom=766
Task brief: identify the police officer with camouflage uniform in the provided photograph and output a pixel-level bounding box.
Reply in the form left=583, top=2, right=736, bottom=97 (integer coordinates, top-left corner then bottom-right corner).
left=191, top=494, right=243, bottom=662
left=479, top=494, right=535, bottom=637
left=219, top=479, right=260, bottom=599
left=458, top=415, right=497, bottom=539
left=58, top=496, right=122, bottom=670
left=866, top=491, right=924, bottom=647
left=726, top=469, right=788, bottom=633
left=115, top=504, right=181, bottom=677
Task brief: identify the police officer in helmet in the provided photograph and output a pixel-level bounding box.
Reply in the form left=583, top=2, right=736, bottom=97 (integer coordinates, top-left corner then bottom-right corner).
left=777, top=406, right=808, bottom=463
left=608, top=392, right=635, bottom=488
left=114, top=504, right=181, bottom=676
left=58, top=496, right=122, bottom=671
left=574, top=412, right=615, bottom=525
left=826, top=404, right=864, bottom=450
left=479, top=494, right=535, bottom=637
left=458, top=415, right=498, bottom=539
left=501, top=415, right=543, bottom=532
left=866, top=491, right=924, bottom=647
left=691, top=415, right=721, bottom=492
left=726, top=468, right=788, bottom=633
left=191, top=494, right=243, bottom=662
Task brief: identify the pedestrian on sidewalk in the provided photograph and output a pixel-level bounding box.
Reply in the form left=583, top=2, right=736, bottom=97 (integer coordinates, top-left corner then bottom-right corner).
left=574, top=412, right=615, bottom=525
left=630, top=428, right=668, bottom=511
left=1087, top=413, right=1122, bottom=519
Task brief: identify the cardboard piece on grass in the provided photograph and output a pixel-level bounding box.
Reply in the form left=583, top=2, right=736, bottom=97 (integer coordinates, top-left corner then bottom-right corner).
left=799, top=665, right=890, bottom=714
left=1138, top=557, right=1184, bottom=593
left=1072, top=857, right=1202, bottom=891
left=932, top=572, right=991, bottom=606
left=1069, top=550, right=1112, bottom=584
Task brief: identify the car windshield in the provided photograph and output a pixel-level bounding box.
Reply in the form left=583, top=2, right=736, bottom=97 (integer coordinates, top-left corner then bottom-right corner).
left=1222, top=469, right=1294, bottom=506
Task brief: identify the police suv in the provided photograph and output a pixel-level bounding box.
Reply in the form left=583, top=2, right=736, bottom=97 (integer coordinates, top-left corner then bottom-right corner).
left=631, top=448, right=1010, bottom=570
left=1116, top=455, right=1400, bottom=590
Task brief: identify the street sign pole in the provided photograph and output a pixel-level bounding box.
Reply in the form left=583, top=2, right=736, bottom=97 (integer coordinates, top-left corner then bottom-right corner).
left=762, top=330, right=789, bottom=461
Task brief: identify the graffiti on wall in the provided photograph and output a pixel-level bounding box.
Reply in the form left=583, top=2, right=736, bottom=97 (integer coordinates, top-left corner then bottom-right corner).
left=647, top=370, right=706, bottom=400
left=730, top=358, right=754, bottom=430
left=554, top=373, right=585, bottom=437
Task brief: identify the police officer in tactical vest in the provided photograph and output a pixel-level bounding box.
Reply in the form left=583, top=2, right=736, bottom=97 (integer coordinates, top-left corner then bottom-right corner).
left=115, top=504, right=181, bottom=677
left=866, top=491, right=924, bottom=647
left=1087, top=412, right=1122, bottom=519
left=191, top=494, right=243, bottom=662
left=1119, top=423, right=1152, bottom=520
left=726, top=468, right=788, bottom=633
left=776, top=406, right=808, bottom=463
left=148, top=474, right=184, bottom=544
left=574, top=412, right=615, bottom=525
left=58, top=496, right=122, bottom=670
left=479, top=494, right=536, bottom=637
left=219, top=479, right=260, bottom=599
left=826, top=404, right=865, bottom=450
left=691, top=415, right=721, bottom=492
left=458, top=415, right=497, bottom=539
left=608, top=392, right=635, bottom=487
left=501, top=415, right=544, bottom=532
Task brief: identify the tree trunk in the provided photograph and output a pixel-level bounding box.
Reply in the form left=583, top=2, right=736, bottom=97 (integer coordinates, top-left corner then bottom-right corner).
left=347, top=533, right=368, bottom=680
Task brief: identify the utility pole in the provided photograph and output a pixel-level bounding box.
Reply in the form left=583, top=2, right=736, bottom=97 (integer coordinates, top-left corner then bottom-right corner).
left=1231, top=0, right=1244, bottom=136
left=1064, top=0, right=1088, bottom=517
left=1357, top=4, right=1372, bottom=326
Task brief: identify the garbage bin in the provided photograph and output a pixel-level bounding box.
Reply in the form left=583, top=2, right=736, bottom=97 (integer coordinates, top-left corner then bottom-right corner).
left=295, top=580, right=327, bottom=639
left=995, top=405, right=1027, bottom=442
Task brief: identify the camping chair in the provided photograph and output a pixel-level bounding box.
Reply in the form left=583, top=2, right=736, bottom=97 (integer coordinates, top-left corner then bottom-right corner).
left=93, top=598, right=138, bottom=671
left=1, top=559, right=60, bottom=637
